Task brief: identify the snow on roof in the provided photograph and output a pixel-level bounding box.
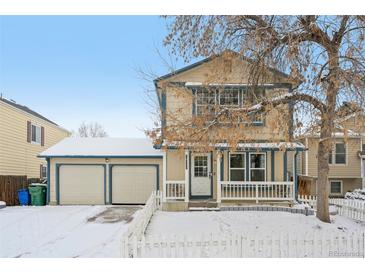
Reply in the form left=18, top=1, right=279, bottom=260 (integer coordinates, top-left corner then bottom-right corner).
left=39, top=138, right=162, bottom=157
left=215, top=142, right=306, bottom=150
left=161, top=141, right=306, bottom=151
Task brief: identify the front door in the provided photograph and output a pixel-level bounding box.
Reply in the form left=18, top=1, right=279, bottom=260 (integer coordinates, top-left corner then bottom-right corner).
left=191, top=153, right=212, bottom=198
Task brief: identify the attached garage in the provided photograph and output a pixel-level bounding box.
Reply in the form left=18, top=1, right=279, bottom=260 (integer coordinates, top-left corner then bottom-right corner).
left=111, top=165, right=158, bottom=204
left=58, top=165, right=105, bottom=205
left=39, top=138, right=163, bottom=205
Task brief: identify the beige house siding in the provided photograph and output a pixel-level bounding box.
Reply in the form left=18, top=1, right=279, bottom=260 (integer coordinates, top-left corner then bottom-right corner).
left=49, top=157, right=163, bottom=204
left=158, top=55, right=294, bottom=142
left=302, top=137, right=361, bottom=178
left=0, top=101, right=69, bottom=178
left=166, top=150, right=185, bottom=181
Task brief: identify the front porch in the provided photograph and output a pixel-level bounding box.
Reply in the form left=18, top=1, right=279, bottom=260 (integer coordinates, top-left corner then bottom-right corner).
left=161, top=142, right=305, bottom=208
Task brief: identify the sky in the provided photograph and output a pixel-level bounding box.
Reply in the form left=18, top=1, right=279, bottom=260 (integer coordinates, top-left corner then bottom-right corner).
left=0, top=16, right=188, bottom=137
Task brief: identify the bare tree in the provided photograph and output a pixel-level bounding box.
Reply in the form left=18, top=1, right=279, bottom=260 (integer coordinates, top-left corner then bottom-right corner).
left=151, top=16, right=365, bottom=222
left=77, top=122, right=108, bottom=137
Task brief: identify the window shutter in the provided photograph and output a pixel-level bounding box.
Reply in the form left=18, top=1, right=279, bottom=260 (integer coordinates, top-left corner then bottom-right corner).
left=27, top=121, right=31, bottom=143
left=41, top=126, right=45, bottom=146
left=40, top=164, right=43, bottom=178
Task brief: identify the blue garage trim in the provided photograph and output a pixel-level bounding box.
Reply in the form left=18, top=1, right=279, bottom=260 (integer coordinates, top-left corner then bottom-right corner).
left=271, top=151, right=275, bottom=182
left=108, top=164, right=160, bottom=205
left=46, top=157, right=50, bottom=204
left=39, top=155, right=163, bottom=159
left=55, top=164, right=107, bottom=205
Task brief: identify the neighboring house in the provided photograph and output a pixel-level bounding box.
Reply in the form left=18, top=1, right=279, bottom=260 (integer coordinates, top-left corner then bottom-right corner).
left=154, top=52, right=306, bottom=210
left=0, top=97, right=70, bottom=179
left=299, top=112, right=365, bottom=197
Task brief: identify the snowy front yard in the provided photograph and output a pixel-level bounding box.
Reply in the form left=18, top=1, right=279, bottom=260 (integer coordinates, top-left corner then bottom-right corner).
left=0, top=205, right=141, bottom=258
left=146, top=210, right=365, bottom=236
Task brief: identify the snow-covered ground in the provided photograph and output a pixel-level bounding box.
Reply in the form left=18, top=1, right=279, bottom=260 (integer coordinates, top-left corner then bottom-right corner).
left=146, top=210, right=365, bottom=236
left=0, top=205, right=141, bottom=258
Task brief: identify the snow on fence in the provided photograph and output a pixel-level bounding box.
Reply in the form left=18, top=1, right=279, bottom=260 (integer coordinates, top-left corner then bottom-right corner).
left=298, top=195, right=365, bottom=222
left=123, top=231, right=365, bottom=258
left=121, top=191, right=161, bottom=256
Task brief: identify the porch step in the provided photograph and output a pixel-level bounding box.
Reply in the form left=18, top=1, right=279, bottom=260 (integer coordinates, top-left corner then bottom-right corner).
left=188, top=200, right=219, bottom=211
left=189, top=207, right=220, bottom=211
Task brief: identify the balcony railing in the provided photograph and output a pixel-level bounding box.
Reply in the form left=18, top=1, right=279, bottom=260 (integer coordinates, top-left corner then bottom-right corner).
left=218, top=181, right=295, bottom=203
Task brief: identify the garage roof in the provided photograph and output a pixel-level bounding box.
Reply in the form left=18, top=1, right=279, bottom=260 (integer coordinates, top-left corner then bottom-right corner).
left=39, top=137, right=162, bottom=158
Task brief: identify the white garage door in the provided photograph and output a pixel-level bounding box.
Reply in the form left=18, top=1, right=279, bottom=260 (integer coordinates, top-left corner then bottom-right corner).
left=112, top=165, right=157, bottom=204
left=59, top=165, right=104, bottom=205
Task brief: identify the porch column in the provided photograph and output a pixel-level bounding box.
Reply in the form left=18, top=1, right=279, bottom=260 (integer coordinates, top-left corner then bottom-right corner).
left=283, top=151, right=288, bottom=181
left=162, top=150, right=167, bottom=202
left=293, top=151, right=299, bottom=200
left=216, top=151, right=222, bottom=203
left=184, top=150, right=189, bottom=202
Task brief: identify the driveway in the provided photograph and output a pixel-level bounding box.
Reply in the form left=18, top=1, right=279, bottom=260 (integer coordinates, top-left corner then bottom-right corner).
left=0, top=205, right=141, bottom=258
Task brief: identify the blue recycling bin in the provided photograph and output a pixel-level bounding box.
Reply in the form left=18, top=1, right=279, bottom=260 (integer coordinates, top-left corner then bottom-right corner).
left=17, top=188, right=30, bottom=206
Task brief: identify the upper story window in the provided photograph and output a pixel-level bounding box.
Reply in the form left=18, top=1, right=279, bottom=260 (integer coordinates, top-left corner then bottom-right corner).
left=27, top=121, right=44, bottom=146
left=329, top=142, right=346, bottom=165
left=219, top=88, right=239, bottom=107
left=193, top=86, right=265, bottom=124
left=31, top=124, right=41, bottom=144
left=196, top=89, right=216, bottom=116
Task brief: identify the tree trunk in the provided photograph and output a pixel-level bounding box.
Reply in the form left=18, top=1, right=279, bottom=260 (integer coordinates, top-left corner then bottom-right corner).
left=316, top=127, right=331, bottom=223
left=316, top=50, right=339, bottom=223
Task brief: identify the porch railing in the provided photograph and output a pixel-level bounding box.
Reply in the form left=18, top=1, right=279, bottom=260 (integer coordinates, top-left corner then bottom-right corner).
left=164, top=180, right=186, bottom=201
left=218, top=181, right=294, bottom=203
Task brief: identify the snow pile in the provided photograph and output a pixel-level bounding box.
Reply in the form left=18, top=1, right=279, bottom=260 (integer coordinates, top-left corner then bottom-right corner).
left=345, top=189, right=365, bottom=201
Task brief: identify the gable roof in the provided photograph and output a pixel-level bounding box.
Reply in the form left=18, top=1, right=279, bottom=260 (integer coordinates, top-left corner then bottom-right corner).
left=154, top=50, right=294, bottom=83
left=0, top=97, right=59, bottom=126
left=39, top=137, right=162, bottom=158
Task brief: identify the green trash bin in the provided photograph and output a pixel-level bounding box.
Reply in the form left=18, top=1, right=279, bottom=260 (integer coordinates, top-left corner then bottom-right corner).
left=28, top=185, right=47, bottom=206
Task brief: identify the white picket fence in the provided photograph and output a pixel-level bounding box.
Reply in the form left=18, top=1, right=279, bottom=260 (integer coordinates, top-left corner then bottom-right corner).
left=121, top=190, right=162, bottom=257
left=123, top=231, right=365, bottom=258
left=298, top=195, right=365, bottom=222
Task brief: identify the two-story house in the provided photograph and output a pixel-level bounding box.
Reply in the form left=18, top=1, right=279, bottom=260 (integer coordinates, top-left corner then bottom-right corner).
left=298, top=111, right=365, bottom=197
left=154, top=52, right=306, bottom=210
left=0, top=97, right=70, bottom=179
